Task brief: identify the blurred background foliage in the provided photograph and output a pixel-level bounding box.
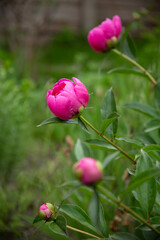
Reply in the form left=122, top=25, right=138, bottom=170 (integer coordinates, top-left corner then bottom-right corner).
left=0, top=1, right=160, bottom=239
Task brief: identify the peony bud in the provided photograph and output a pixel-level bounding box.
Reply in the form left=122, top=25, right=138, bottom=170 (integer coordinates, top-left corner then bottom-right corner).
left=38, top=203, right=55, bottom=220
left=46, top=77, right=89, bottom=120
left=73, top=157, right=103, bottom=185
left=88, top=15, right=122, bottom=52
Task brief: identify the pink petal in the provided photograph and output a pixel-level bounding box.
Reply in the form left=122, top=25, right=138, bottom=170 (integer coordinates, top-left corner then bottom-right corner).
left=88, top=27, right=107, bottom=52
left=112, top=15, right=122, bottom=38
left=100, top=18, right=116, bottom=39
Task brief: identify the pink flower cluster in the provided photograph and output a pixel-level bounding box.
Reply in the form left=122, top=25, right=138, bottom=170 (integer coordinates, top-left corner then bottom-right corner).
left=73, top=157, right=103, bottom=185
left=88, top=15, right=122, bottom=52
left=46, top=77, right=89, bottom=120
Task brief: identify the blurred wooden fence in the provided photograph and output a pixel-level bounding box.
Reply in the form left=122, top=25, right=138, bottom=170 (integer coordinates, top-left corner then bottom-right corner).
left=0, top=0, right=159, bottom=48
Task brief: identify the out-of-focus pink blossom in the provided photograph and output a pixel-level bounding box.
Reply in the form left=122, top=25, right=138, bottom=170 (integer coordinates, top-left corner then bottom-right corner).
left=88, top=15, right=122, bottom=52
left=73, top=157, right=103, bottom=185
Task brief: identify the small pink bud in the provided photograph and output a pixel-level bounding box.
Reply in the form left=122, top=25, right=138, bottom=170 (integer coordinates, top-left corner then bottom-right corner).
left=46, top=77, right=89, bottom=120
left=73, top=158, right=103, bottom=185
left=88, top=15, right=122, bottom=52
left=38, top=203, right=55, bottom=220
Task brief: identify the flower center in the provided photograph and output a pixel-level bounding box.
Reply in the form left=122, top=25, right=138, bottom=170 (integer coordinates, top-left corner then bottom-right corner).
left=52, top=82, right=66, bottom=96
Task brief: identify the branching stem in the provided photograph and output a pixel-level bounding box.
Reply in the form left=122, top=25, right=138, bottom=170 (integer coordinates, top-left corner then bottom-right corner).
left=80, top=116, right=136, bottom=164
left=112, top=49, right=157, bottom=86
left=98, top=185, right=160, bottom=235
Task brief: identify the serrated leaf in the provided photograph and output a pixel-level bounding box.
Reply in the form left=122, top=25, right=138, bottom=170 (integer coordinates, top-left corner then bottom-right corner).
left=101, top=88, right=118, bottom=138
left=101, top=112, right=119, bottom=134
left=111, top=232, right=140, bottom=240
left=86, top=139, right=117, bottom=151
left=116, top=137, right=143, bottom=148
left=37, top=117, right=78, bottom=127
left=78, top=117, right=90, bottom=134
left=123, top=102, right=159, bottom=118
left=55, top=216, right=67, bottom=234
left=75, top=139, right=92, bottom=161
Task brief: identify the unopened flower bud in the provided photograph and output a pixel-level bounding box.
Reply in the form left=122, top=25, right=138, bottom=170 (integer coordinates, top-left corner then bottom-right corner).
left=38, top=203, right=55, bottom=220
left=73, top=157, right=103, bottom=185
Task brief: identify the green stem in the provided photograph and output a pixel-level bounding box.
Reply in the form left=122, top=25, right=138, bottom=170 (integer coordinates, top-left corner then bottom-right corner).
left=80, top=116, right=136, bottom=165
left=66, top=225, right=101, bottom=239
left=98, top=185, right=160, bottom=235
left=112, top=49, right=157, bottom=86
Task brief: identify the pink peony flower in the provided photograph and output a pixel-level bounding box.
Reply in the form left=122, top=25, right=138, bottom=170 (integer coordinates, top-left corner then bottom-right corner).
left=46, top=77, right=89, bottom=120
left=73, top=157, right=103, bottom=185
left=88, top=15, right=122, bottom=52
left=38, top=203, right=54, bottom=220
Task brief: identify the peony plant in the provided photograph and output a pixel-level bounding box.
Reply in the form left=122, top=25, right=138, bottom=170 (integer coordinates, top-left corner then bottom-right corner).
left=34, top=14, right=160, bottom=240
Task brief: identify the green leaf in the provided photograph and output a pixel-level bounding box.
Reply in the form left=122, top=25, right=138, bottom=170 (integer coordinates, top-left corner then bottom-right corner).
left=78, top=117, right=90, bottom=134
left=49, top=222, right=67, bottom=237
left=136, top=133, right=156, bottom=145
left=120, top=33, right=137, bottom=61
left=107, top=67, right=146, bottom=77
left=123, top=103, right=159, bottom=118
left=154, top=80, right=160, bottom=108
left=33, top=215, right=42, bottom=224
left=147, top=151, right=160, bottom=163
left=111, top=232, right=140, bottom=240
left=135, top=151, right=156, bottom=217
left=143, top=144, right=160, bottom=152
left=99, top=203, right=108, bottom=236
left=55, top=216, right=67, bottom=234
left=98, top=185, right=117, bottom=203
left=24, top=216, right=69, bottom=240
left=86, top=139, right=117, bottom=151
left=144, top=119, right=160, bottom=132
left=116, top=137, right=143, bottom=148
left=59, top=204, right=97, bottom=234
left=88, top=189, right=100, bottom=228
left=75, top=139, right=92, bottom=161
left=88, top=189, right=108, bottom=236
left=102, top=152, right=120, bottom=168
left=123, top=168, right=160, bottom=204
left=101, top=88, right=118, bottom=138
left=101, top=112, right=119, bottom=134
left=37, top=117, right=78, bottom=127
left=150, top=216, right=160, bottom=226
